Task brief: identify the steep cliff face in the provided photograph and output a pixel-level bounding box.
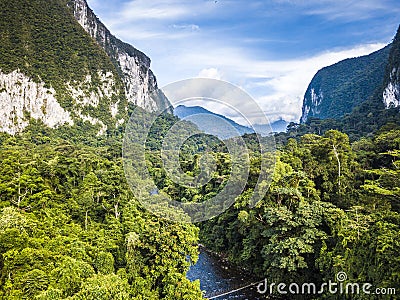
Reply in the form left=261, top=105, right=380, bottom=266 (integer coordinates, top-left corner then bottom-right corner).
left=0, top=0, right=170, bottom=135
left=67, top=0, right=170, bottom=112
left=0, top=67, right=121, bottom=135
left=382, top=26, right=400, bottom=109
left=300, top=45, right=391, bottom=123
left=383, top=68, right=400, bottom=108
left=0, top=70, right=73, bottom=135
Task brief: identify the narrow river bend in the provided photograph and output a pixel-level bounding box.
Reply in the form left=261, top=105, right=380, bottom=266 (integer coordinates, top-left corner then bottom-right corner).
left=187, top=249, right=266, bottom=299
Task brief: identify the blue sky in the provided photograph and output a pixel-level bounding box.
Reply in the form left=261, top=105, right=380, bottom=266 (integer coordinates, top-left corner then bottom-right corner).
left=87, top=0, right=399, bottom=123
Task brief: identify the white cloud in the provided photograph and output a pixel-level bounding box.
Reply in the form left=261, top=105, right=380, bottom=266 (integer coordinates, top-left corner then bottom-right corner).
left=197, top=68, right=223, bottom=80
left=119, top=0, right=190, bottom=20
left=109, top=0, right=222, bottom=25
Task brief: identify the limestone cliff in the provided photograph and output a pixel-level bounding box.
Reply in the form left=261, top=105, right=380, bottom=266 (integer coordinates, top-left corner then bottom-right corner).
left=67, top=0, right=170, bottom=112
left=0, top=0, right=170, bottom=135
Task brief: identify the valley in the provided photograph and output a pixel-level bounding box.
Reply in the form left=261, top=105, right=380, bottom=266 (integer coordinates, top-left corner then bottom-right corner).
left=0, top=1, right=399, bottom=299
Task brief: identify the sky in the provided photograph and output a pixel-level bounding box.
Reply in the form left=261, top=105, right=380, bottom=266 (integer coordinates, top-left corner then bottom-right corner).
left=86, top=0, right=399, bottom=124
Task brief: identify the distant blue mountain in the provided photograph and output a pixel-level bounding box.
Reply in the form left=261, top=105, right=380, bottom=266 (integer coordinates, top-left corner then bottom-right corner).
left=174, top=105, right=288, bottom=139
left=174, top=105, right=253, bottom=139
left=253, top=119, right=288, bottom=135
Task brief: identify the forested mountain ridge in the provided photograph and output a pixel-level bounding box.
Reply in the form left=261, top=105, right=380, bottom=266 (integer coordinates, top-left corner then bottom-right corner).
left=300, top=44, right=391, bottom=122
left=286, top=27, right=400, bottom=141
left=0, top=0, right=170, bottom=136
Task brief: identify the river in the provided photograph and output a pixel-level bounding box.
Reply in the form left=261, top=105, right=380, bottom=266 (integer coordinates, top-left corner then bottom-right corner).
left=187, top=249, right=267, bottom=299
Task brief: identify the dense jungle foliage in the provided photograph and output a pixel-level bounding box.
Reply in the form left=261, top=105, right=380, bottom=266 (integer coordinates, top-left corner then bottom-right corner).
left=0, top=109, right=399, bottom=299
left=0, top=116, right=203, bottom=300
left=1, top=0, right=399, bottom=299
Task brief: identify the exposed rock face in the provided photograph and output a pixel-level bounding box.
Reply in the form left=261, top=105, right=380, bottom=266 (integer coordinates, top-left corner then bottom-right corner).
left=0, top=70, right=73, bottom=135
left=67, top=0, right=170, bottom=112
left=383, top=68, right=400, bottom=108
left=66, top=71, right=118, bottom=107
left=0, top=69, right=123, bottom=135
left=301, top=88, right=323, bottom=123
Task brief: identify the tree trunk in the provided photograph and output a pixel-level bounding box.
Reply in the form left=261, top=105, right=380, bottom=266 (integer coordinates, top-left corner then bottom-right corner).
left=85, top=210, right=88, bottom=230
left=332, top=144, right=341, bottom=187
left=114, top=202, right=120, bottom=219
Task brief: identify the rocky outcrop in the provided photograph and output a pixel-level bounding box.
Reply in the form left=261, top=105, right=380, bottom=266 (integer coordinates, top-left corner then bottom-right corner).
left=0, top=70, right=73, bottom=135
left=0, top=69, right=125, bottom=135
left=383, top=68, right=400, bottom=108
left=67, top=0, right=171, bottom=112
left=301, top=88, right=324, bottom=123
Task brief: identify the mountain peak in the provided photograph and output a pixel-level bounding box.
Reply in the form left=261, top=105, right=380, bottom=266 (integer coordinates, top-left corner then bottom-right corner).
left=0, top=0, right=170, bottom=135
left=174, top=105, right=288, bottom=138
left=300, top=44, right=391, bottom=123
left=174, top=105, right=252, bottom=139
